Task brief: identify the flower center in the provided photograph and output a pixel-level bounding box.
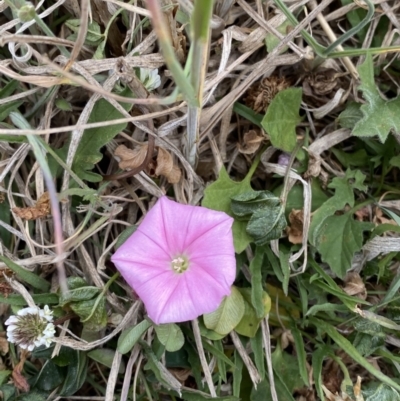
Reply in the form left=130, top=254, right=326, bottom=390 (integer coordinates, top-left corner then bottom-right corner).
left=171, top=255, right=189, bottom=274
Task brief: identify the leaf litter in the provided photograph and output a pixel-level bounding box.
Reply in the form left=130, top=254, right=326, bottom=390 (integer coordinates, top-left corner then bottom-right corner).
left=1, top=0, right=400, bottom=400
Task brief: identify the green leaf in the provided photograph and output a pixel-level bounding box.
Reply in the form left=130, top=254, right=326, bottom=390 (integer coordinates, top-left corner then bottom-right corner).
left=0, top=256, right=50, bottom=292
left=0, top=81, right=21, bottom=123
left=265, top=19, right=293, bottom=53
left=55, top=98, right=72, bottom=111
left=231, top=190, right=287, bottom=245
left=0, top=133, right=28, bottom=143
left=0, top=101, right=23, bottom=123
left=232, top=350, right=243, bottom=397
left=312, top=345, right=330, bottom=401
left=331, top=148, right=369, bottom=168
left=117, top=319, right=151, bottom=354
left=274, top=179, right=329, bottom=214
left=154, top=323, right=185, bottom=352
left=16, top=390, right=49, bottom=401
left=235, top=288, right=270, bottom=338
left=247, top=205, right=286, bottom=245
left=0, top=384, right=15, bottom=401
left=72, top=88, right=133, bottom=182
left=390, top=155, right=400, bottom=168
left=140, top=341, right=182, bottom=393
left=233, top=102, right=263, bottom=127
left=309, top=170, right=366, bottom=247
left=379, top=206, right=400, bottom=226
left=0, top=80, right=19, bottom=98
left=214, top=340, right=227, bottom=382
left=58, top=349, right=88, bottom=396
left=336, top=101, right=363, bottom=129
left=88, top=348, right=125, bottom=373
left=249, top=247, right=265, bottom=318
left=201, top=340, right=236, bottom=369
left=317, top=213, right=368, bottom=278
left=363, top=382, right=400, bottom=401
left=340, top=0, right=369, bottom=41
left=353, top=331, right=385, bottom=357
left=115, top=225, right=138, bottom=249
left=34, top=360, right=64, bottom=391
left=59, top=285, right=100, bottom=306
left=65, top=20, right=103, bottom=45
left=352, top=53, right=400, bottom=142
left=58, top=188, right=98, bottom=201
left=261, top=87, right=302, bottom=152
left=290, top=324, right=309, bottom=387
left=70, top=296, right=107, bottom=331
left=0, top=371, right=11, bottom=387
left=306, top=303, right=348, bottom=316
left=250, top=329, right=265, bottom=380
left=0, top=293, right=58, bottom=306
left=231, top=190, right=281, bottom=219
left=202, top=167, right=253, bottom=253
left=271, top=345, right=305, bottom=393
left=179, top=388, right=240, bottom=401
left=251, top=377, right=296, bottom=401
left=309, top=258, right=370, bottom=311
left=203, top=286, right=245, bottom=335
left=93, top=39, right=106, bottom=60
left=310, top=317, right=400, bottom=393
left=198, top=319, right=226, bottom=340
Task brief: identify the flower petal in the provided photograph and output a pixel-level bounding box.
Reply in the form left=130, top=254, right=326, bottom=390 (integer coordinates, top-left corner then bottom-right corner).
left=158, top=196, right=234, bottom=255
left=111, top=225, right=172, bottom=270
left=138, top=263, right=231, bottom=324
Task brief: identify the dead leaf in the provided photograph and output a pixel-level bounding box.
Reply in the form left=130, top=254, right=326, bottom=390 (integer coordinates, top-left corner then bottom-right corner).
left=162, top=2, right=186, bottom=62
left=304, top=152, right=322, bottom=179
left=286, top=209, right=304, bottom=244
left=238, top=130, right=264, bottom=154
left=168, top=368, right=191, bottom=383
left=353, top=376, right=363, bottom=401
left=156, top=147, right=181, bottom=184
left=12, top=352, right=29, bottom=392
left=374, top=207, right=396, bottom=225
left=244, top=75, right=291, bottom=113
left=0, top=336, right=9, bottom=354
left=322, top=358, right=343, bottom=395
left=115, top=144, right=148, bottom=170
left=114, top=144, right=181, bottom=183
left=0, top=269, right=15, bottom=297
left=12, top=192, right=51, bottom=220
left=355, top=206, right=370, bottom=221
left=343, top=272, right=367, bottom=300
left=304, top=68, right=340, bottom=97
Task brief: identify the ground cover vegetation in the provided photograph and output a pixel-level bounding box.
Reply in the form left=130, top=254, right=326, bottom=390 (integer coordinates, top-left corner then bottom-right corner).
left=1, top=0, right=400, bottom=400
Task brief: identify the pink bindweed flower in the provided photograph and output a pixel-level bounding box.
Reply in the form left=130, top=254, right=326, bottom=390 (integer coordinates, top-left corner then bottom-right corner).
left=111, top=196, right=236, bottom=324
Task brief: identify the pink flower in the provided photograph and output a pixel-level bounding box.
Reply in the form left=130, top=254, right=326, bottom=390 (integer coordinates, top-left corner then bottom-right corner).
left=111, top=196, right=236, bottom=324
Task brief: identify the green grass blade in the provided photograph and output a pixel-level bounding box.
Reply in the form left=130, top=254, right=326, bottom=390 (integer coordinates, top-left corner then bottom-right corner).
left=0, top=255, right=50, bottom=292
left=310, top=317, right=400, bottom=392
left=273, top=0, right=374, bottom=58
left=146, top=0, right=196, bottom=105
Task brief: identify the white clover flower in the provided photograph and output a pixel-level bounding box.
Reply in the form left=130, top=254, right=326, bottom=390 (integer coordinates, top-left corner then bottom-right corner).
left=5, top=305, right=55, bottom=351
left=139, top=68, right=161, bottom=91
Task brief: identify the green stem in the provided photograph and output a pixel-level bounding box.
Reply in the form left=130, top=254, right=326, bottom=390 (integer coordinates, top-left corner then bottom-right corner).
left=348, top=199, right=375, bottom=214
left=146, top=0, right=196, bottom=105
left=33, top=14, right=70, bottom=57
left=244, top=146, right=265, bottom=183
left=273, top=0, right=375, bottom=58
